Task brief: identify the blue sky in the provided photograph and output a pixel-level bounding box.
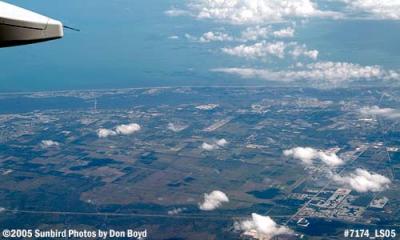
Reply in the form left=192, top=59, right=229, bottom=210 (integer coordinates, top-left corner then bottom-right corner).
left=1, top=0, right=400, bottom=92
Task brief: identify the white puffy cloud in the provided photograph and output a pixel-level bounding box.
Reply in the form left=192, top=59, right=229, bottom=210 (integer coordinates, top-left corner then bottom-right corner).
left=222, top=41, right=318, bottom=60
left=273, top=27, right=295, bottom=38
left=199, top=190, right=229, bottom=211
left=222, top=41, right=286, bottom=59
left=289, top=43, right=319, bottom=60
left=97, top=128, right=117, bottom=138
left=341, top=0, right=400, bottom=20
left=283, top=147, right=317, bottom=165
left=213, top=67, right=275, bottom=79
left=332, top=168, right=391, bottom=192
left=235, top=213, right=293, bottom=240
left=318, top=152, right=345, bottom=167
left=284, top=147, right=344, bottom=167
left=97, top=123, right=141, bottom=138
left=216, top=138, right=229, bottom=147
left=199, top=31, right=233, bottom=43
left=186, top=0, right=341, bottom=25
left=170, top=0, right=400, bottom=22
left=196, top=104, right=219, bottom=110
left=168, top=207, right=187, bottom=215
left=213, top=61, right=400, bottom=87
left=202, top=139, right=229, bottom=151
left=202, top=142, right=218, bottom=151
left=360, top=106, right=400, bottom=119
left=115, top=123, right=141, bottom=135
left=192, top=26, right=295, bottom=44
left=41, top=140, right=60, bottom=148
left=240, top=26, right=271, bottom=41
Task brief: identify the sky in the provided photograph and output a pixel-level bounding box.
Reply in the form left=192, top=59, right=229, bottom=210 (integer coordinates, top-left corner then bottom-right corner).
left=1, top=0, right=400, bottom=92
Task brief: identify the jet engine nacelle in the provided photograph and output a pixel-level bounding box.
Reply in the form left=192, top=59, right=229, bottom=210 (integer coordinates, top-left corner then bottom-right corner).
left=0, top=1, right=63, bottom=47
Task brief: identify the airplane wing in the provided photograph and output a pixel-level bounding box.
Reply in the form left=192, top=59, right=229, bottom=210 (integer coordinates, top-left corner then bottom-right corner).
left=0, top=1, right=63, bottom=47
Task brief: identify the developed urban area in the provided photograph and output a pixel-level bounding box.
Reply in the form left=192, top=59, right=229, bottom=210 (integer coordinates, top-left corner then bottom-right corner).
left=0, top=87, right=399, bottom=239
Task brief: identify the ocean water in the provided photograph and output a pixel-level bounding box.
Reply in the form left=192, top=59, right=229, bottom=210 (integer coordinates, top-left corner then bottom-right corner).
left=1, top=1, right=400, bottom=92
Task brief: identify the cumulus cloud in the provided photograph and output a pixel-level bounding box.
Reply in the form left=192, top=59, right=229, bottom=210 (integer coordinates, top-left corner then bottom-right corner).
left=289, top=43, right=319, bottom=60
left=212, top=61, right=400, bottom=87
left=283, top=147, right=344, bottom=167
left=318, top=152, right=345, bottom=167
left=199, top=190, right=229, bottom=211
left=216, top=138, right=229, bottom=147
left=191, top=26, right=295, bottom=43
left=170, top=0, right=400, bottom=23
left=167, top=1, right=400, bottom=90
left=115, top=123, right=141, bottom=135
left=341, top=0, right=400, bottom=20
left=240, top=26, right=271, bottom=41
left=202, top=139, right=229, bottom=151
left=199, top=31, right=233, bottom=43
left=202, top=142, right=218, bottom=151
left=360, top=106, right=400, bottom=119
left=196, top=104, right=219, bottom=110
left=235, top=213, right=293, bottom=240
left=186, top=0, right=341, bottom=25
left=283, top=147, right=318, bottom=165
left=41, top=140, right=60, bottom=148
left=222, top=41, right=318, bottom=60
left=332, top=168, right=391, bottom=192
left=97, top=123, right=141, bottom=138
left=97, top=128, right=117, bottom=138
left=273, top=27, right=295, bottom=38
left=168, top=207, right=187, bottom=215
left=222, top=41, right=286, bottom=59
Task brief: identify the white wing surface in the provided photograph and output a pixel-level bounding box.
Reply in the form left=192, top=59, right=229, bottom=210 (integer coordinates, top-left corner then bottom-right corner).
left=0, top=1, right=63, bottom=47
